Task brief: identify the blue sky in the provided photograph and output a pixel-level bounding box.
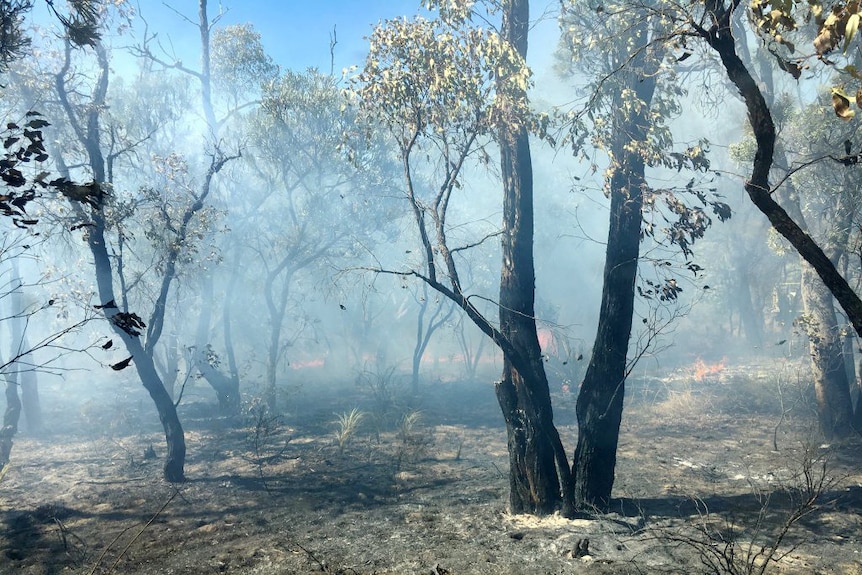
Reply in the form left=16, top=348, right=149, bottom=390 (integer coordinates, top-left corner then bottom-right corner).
left=29, top=1, right=560, bottom=87
left=133, top=1, right=424, bottom=74
left=123, top=1, right=559, bottom=75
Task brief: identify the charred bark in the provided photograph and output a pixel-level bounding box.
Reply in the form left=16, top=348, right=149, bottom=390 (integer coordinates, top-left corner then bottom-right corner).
left=698, top=0, right=862, bottom=341
left=571, top=18, right=657, bottom=510
left=572, top=126, right=647, bottom=510
left=496, top=0, right=574, bottom=517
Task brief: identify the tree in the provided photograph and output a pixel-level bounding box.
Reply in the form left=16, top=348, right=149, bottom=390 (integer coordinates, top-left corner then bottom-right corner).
left=0, top=98, right=114, bottom=474
left=557, top=0, right=728, bottom=509
left=685, top=0, right=862, bottom=341
left=235, top=67, right=396, bottom=411
left=1, top=6, right=199, bottom=480
left=785, top=104, right=862, bottom=436
left=679, top=0, right=862, bottom=434
left=409, top=282, right=455, bottom=394
left=353, top=0, right=574, bottom=515
left=132, top=3, right=277, bottom=414
left=761, top=100, right=861, bottom=438
left=0, top=231, right=94, bottom=472
left=7, top=258, right=41, bottom=433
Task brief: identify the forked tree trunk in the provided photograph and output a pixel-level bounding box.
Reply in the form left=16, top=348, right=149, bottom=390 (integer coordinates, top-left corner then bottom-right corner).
left=411, top=286, right=455, bottom=395
left=53, top=40, right=187, bottom=481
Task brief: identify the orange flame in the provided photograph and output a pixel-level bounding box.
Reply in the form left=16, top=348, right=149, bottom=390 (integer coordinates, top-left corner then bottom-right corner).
left=692, top=358, right=725, bottom=382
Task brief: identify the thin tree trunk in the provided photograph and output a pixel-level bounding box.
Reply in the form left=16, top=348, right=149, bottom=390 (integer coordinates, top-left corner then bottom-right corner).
left=194, top=271, right=240, bottom=413
left=0, top=373, right=21, bottom=469
left=767, top=137, right=856, bottom=439
left=19, top=367, right=40, bottom=433
left=411, top=286, right=455, bottom=394
left=89, top=219, right=187, bottom=482
left=736, top=260, right=764, bottom=347
left=10, top=259, right=41, bottom=433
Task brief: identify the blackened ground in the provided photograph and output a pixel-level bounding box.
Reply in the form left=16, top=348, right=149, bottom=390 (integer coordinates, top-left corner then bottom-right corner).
left=1, top=360, right=861, bottom=575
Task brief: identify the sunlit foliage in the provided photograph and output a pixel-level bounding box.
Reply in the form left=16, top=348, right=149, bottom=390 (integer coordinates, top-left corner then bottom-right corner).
left=211, top=24, right=278, bottom=106
left=352, top=5, right=547, bottom=150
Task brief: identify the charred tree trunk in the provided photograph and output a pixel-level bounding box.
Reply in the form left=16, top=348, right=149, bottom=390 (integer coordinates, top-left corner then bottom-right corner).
left=496, top=0, right=574, bottom=516
left=571, top=20, right=657, bottom=510
left=700, top=1, right=862, bottom=437
left=785, top=174, right=855, bottom=439
left=698, top=0, right=862, bottom=341
left=572, top=126, right=647, bottom=510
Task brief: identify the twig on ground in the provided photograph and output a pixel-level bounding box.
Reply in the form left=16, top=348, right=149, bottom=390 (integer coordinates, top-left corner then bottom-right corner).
left=88, top=489, right=179, bottom=575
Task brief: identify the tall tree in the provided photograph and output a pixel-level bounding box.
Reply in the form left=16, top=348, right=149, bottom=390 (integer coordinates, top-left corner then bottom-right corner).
left=49, top=39, right=188, bottom=481
left=495, top=0, right=573, bottom=515
left=4, top=5, right=199, bottom=481
left=557, top=0, right=727, bottom=509
left=772, top=103, right=859, bottom=438
left=354, top=0, right=574, bottom=515
left=236, top=67, right=396, bottom=411
left=683, top=0, right=862, bottom=433
left=688, top=0, right=862, bottom=341
left=132, top=4, right=277, bottom=413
